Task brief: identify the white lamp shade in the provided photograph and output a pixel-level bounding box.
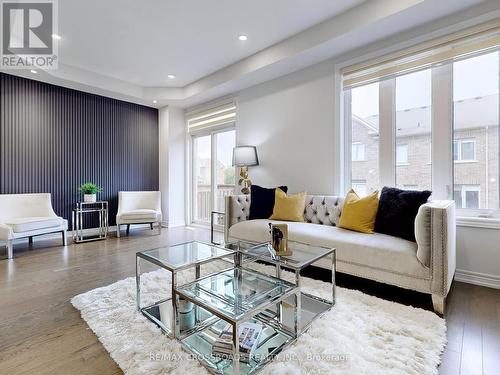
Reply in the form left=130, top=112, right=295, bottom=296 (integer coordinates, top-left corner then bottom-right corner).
left=232, top=146, right=259, bottom=167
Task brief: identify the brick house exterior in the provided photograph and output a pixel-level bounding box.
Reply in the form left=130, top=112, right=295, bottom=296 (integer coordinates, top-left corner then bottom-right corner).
left=351, top=94, right=499, bottom=210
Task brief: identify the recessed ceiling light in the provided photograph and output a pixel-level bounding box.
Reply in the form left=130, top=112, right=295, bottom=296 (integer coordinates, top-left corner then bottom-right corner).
left=51, top=34, right=61, bottom=40
left=238, top=35, right=248, bottom=41
left=167, top=74, right=175, bottom=79
left=153, top=100, right=157, bottom=104
left=30, top=69, right=37, bottom=74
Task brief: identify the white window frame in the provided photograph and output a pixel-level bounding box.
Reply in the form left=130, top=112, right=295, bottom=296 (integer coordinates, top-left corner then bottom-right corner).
left=403, top=184, right=419, bottom=190
left=343, top=56, right=498, bottom=218
left=396, top=144, right=409, bottom=165
left=190, top=125, right=236, bottom=226
left=453, top=139, right=477, bottom=162
left=454, top=185, right=481, bottom=209
left=351, top=142, right=366, bottom=161
left=352, top=180, right=367, bottom=196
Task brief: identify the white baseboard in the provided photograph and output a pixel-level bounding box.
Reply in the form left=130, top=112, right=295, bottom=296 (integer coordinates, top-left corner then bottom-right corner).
left=165, top=220, right=186, bottom=228
left=455, top=269, right=500, bottom=289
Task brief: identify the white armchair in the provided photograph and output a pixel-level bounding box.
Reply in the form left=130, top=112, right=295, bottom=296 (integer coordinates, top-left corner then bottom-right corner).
left=0, top=193, right=68, bottom=259
left=116, top=191, right=162, bottom=237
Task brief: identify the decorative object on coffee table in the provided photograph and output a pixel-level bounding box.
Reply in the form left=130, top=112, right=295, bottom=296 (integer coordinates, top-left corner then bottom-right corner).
left=78, top=182, right=102, bottom=203
left=232, top=146, right=259, bottom=194
left=269, top=223, right=292, bottom=256
left=72, top=201, right=109, bottom=243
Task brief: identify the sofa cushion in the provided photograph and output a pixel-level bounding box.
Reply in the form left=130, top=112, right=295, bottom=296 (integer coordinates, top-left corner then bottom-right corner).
left=5, top=217, right=63, bottom=233
left=339, top=190, right=379, bottom=233
left=249, top=185, right=288, bottom=220
left=119, top=209, right=159, bottom=220
left=229, top=219, right=429, bottom=278
left=375, top=187, right=432, bottom=242
left=270, top=189, right=306, bottom=222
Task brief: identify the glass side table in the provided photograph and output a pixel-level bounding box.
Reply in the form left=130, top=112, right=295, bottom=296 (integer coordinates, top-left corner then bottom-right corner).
left=177, top=267, right=300, bottom=375
left=239, top=241, right=336, bottom=333
left=136, top=241, right=237, bottom=338
left=72, top=201, right=109, bottom=243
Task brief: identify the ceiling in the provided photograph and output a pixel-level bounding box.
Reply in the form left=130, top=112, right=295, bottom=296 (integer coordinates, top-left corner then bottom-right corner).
left=59, top=0, right=365, bottom=87
left=2, top=0, right=498, bottom=108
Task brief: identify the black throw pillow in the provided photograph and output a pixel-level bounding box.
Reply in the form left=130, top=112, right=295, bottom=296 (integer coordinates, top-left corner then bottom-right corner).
left=375, top=187, right=432, bottom=242
left=249, top=185, right=288, bottom=220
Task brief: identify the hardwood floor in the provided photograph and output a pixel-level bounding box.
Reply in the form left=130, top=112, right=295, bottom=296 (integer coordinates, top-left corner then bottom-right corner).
left=0, top=227, right=498, bottom=375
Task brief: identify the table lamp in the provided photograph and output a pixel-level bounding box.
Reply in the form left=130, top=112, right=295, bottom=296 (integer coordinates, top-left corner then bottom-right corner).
left=232, top=146, right=259, bottom=194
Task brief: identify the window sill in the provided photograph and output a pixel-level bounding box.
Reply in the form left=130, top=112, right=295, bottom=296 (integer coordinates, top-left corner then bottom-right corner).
left=457, top=216, right=500, bottom=229
left=453, top=160, right=478, bottom=164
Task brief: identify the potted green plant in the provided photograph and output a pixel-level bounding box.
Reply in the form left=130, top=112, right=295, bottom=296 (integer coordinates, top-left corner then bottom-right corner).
left=79, top=182, right=102, bottom=203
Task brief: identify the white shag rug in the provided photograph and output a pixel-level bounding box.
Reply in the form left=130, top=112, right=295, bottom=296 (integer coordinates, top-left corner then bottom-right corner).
left=71, top=261, right=446, bottom=375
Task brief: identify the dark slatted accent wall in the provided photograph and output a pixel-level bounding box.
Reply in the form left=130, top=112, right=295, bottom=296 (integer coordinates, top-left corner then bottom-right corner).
left=0, top=73, right=159, bottom=227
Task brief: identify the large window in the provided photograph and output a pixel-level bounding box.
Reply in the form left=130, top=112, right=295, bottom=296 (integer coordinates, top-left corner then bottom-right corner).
left=350, top=82, right=379, bottom=196
left=192, top=129, right=236, bottom=223
left=453, top=51, right=499, bottom=210
left=395, top=69, right=432, bottom=190
left=343, top=30, right=499, bottom=216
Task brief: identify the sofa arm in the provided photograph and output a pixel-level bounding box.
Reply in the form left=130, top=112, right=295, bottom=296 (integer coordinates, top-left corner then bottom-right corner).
left=415, top=200, right=456, bottom=297
left=224, top=195, right=250, bottom=243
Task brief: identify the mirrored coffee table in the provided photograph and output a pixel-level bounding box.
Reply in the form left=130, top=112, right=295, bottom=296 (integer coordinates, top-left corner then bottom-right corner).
left=236, top=241, right=336, bottom=333
left=176, top=267, right=300, bottom=375
left=136, top=241, right=237, bottom=337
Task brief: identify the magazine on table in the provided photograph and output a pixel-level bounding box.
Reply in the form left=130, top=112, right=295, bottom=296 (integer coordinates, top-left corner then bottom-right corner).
left=212, top=322, right=263, bottom=363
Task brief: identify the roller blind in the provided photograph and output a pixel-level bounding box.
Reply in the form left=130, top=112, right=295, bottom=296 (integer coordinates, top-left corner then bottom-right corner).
left=343, top=19, right=500, bottom=89
left=186, top=99, right=236, bottom=133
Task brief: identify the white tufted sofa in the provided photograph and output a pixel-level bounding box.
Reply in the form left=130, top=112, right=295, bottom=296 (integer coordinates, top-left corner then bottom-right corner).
left=224, top=194, right=456, bottom=314
left=0, top=193, right=68, bottom=259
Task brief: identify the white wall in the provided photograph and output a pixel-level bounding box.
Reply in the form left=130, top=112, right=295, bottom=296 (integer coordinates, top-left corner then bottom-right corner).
left=456, top=225, right=500, bottom=288
left=237, top=61, right=336, bottom=195
left=159, top=106, right=186, bottom=227
left=234, top=59, right=500, bottom=288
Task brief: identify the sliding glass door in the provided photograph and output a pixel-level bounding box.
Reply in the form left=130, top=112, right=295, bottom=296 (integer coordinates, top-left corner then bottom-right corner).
left=192, top=128, right=236, bottom=224
left=193, top=135, right=212, bottom=223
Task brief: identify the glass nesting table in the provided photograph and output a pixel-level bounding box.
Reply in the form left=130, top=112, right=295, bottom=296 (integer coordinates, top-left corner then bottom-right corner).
left=136, top=241, right=237, bottom=337
left=236, top=241, right=336, bottom=333
left=136, top=240, right=335, bottom=375
left=176, top=267, right=300, bottom=375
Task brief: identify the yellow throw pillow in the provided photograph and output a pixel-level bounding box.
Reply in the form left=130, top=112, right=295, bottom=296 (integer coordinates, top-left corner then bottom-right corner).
left=339, top=189, right=379, bottom=233
left=270, top=188, right=306, bottom=222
